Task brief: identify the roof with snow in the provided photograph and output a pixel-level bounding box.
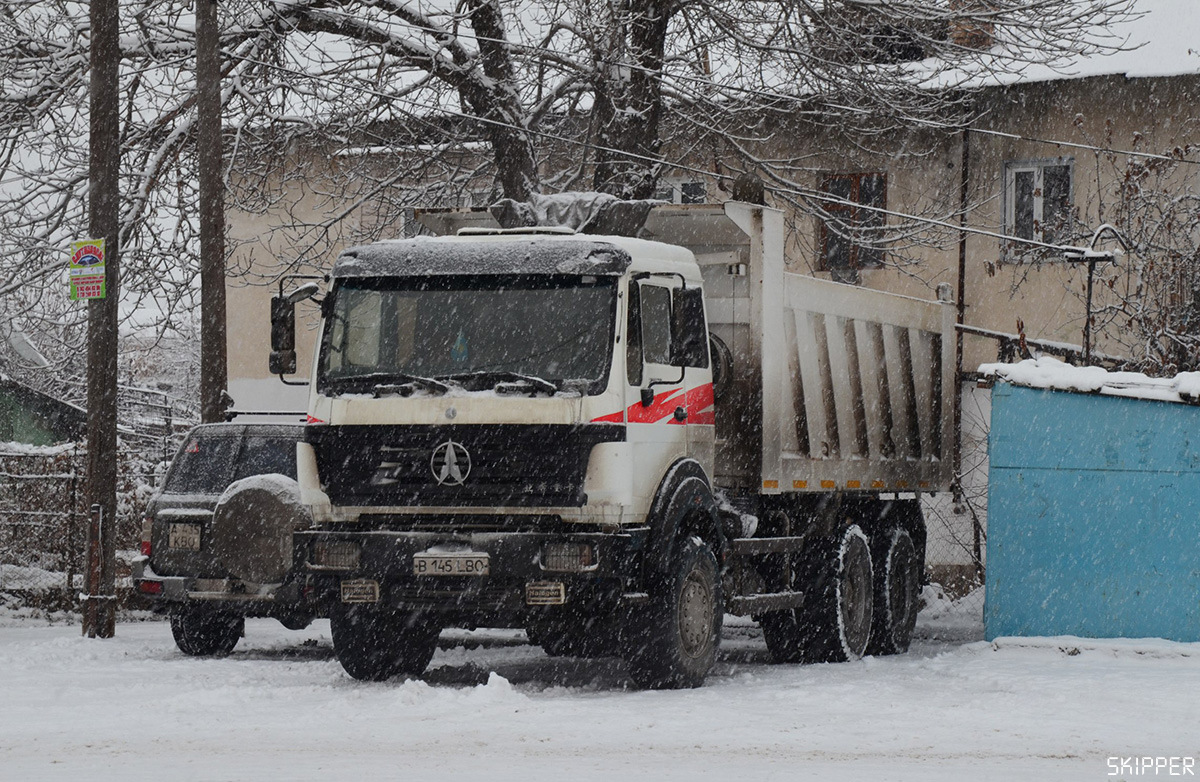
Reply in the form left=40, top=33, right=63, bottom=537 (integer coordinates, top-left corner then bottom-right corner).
left=980, top=357, right=1200, bottom=405
left=972, top=0, right=1200, bottom=85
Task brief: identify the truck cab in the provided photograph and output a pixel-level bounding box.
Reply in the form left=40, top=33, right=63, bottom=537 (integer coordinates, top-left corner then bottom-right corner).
left=290, top=229, right=724, bottom=687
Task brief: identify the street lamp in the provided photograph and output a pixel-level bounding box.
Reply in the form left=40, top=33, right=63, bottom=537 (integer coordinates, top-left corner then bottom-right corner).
left=1063, top=224, right=1127, bottom=365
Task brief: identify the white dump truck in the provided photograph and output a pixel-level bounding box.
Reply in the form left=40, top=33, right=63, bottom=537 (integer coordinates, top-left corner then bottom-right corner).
left=274, top=200, right=956, bottom=688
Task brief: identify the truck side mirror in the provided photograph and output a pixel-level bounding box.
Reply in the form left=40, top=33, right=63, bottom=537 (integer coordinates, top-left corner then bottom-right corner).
left=270, top=295, right=297, bottom=375
left=670, top=287, right=709, bottom=369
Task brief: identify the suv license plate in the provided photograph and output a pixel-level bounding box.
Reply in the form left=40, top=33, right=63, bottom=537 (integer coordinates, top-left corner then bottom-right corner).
left=168, top=523, right=201, bottom=551
left=340, top=579, right=380, bottom=603
left=413, top=554, right=489, bottom=576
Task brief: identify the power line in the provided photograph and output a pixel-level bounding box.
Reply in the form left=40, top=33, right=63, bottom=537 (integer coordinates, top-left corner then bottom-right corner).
left=967, top=127, right=1198, bottom=166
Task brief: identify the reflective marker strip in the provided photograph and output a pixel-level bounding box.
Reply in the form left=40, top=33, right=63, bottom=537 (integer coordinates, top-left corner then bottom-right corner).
left=762, top=480, right=779, bottom=489
left=793, top=480, right=807, bottom=489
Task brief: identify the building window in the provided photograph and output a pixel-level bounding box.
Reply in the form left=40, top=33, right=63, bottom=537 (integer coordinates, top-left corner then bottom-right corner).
left=654, top=180, right=706, bottom=204
left=1004, top=159, right=1072, bottom=251
left=819, top=172, right=886, bottom=283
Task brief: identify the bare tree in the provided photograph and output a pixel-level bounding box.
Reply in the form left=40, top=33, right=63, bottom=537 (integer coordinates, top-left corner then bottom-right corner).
left=1061, top=145, right=1200, bottom=374
left=0, top=0, right=1138, bottom=401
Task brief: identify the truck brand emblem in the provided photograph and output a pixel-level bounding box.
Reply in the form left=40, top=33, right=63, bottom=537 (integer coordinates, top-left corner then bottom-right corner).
left=431, top=440, right=471, bottom=485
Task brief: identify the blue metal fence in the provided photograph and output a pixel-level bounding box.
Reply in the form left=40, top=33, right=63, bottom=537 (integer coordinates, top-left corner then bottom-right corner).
left=987, top=382, right=1200, bottom=642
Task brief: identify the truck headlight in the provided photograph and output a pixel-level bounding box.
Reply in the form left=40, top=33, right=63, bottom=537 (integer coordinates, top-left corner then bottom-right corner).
left=541, top=543, right=597, bottom=573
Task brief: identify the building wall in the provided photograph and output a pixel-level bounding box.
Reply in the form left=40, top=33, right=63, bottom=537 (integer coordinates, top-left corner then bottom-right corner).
left=225, top=74, right=1200, bottom=404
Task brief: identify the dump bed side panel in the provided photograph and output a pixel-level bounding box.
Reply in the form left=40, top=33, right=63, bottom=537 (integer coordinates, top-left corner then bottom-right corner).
left=645, top=202, right=955, bottom=495
left=771, top=272, right=956, bottom=493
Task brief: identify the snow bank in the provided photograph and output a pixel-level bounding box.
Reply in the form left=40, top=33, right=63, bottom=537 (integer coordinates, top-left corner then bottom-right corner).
left=980, top=357, right=1200, bottom=405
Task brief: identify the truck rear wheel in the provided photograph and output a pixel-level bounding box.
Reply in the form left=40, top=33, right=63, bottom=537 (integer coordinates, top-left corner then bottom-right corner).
left=623, top=537, right=722, bottom=689
left=331, top=605, right=439, bottom=681
left=762, top=524, right=874, bottom=664
left=866, top=528, right=920, bottom=655
left=170, top=610, right=244, bottom=656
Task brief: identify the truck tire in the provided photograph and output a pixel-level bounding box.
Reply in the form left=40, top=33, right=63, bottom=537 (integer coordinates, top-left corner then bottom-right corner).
left=331, top=605, right=439, bottom=681
left=170, top=610, right=244, bottom=656
left=762, top=524, right=873, bottom=664
left=866, top=528, right=920, bottom=656
left=623, top=537, right=722, bottom=689
left=533, top=613, right=621, bottom=659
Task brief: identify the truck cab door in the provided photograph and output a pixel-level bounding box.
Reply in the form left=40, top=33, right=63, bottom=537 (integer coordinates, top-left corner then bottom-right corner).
left=625, top=279, right=714, bottom=485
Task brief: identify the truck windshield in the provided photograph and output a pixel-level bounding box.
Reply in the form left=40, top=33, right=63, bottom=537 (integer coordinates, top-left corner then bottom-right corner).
left=318, top=276, right=617, bottom=396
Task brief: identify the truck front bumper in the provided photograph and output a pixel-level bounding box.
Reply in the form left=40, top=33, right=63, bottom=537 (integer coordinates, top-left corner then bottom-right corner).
left=295, top=527, right=650, bottom=621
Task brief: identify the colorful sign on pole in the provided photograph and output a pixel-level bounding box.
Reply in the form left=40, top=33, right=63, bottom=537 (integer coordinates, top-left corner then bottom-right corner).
left=69, top=239, right=106, bottom=300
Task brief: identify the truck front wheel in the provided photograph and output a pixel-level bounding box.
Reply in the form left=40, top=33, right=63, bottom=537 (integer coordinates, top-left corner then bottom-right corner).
left=170, top=610, right=244, bottom=656
left=331, top=605, right=439, bottom=681
left=623, top=537, right=722, bottom=689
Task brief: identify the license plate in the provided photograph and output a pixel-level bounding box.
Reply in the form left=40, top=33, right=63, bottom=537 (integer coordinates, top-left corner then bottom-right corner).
left=413, top=553, right=490, bottom=576
left=340, top=579, right=380, bottom=603
left=168, top=523, right=201, bottom=551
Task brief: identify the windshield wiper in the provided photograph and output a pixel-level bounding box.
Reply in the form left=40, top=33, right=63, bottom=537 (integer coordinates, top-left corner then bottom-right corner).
left=326, top=372, right=451, bottom=396
left=439, top=371, right=559, bottom=395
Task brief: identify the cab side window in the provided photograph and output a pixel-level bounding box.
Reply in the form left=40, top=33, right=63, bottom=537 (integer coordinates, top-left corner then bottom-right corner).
left=640, top=284, right=673, bottom=365
left=628, top=282, right=709, bottom=385
left=626, top=284, right=643, bottom=387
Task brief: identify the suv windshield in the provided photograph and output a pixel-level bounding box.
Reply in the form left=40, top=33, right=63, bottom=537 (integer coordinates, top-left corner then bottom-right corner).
left=318, top=276, right=617, bottom=396
left=165, top=433, right=299, bottom=494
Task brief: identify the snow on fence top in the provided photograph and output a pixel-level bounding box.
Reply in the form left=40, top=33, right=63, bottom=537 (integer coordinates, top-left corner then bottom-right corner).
left=980, top=357, right=1200, bottom=405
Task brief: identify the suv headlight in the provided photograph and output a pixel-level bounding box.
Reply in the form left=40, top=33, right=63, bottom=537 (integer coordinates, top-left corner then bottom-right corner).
left=311, top=540, right=361, bottom=570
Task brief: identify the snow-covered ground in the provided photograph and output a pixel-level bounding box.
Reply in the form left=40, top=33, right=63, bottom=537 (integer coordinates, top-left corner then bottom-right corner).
left=1, top=595, right=1196, bottom=781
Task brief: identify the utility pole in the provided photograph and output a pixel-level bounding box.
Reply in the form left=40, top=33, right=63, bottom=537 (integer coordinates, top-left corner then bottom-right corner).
left=83, top=0, right=121, bottom=638
left=197, top=0, right=228, bottom=423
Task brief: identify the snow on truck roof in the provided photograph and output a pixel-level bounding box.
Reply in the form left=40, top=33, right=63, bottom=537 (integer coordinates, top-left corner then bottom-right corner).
left=334, top=232, right=698, bottom=279
left=981, top=357, right=1200, bottom=405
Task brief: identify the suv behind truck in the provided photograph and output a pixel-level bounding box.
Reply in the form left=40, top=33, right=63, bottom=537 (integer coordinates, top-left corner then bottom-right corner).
left=132, top=422, right=316, bottom=655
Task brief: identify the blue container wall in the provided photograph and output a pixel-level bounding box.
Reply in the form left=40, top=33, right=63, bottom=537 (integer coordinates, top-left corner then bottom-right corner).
left=987, top=383, right=1200, bottom=642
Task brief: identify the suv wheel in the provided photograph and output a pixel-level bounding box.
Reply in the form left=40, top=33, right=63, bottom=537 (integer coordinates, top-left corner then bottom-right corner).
left=170, top=610, right=244, bottom=656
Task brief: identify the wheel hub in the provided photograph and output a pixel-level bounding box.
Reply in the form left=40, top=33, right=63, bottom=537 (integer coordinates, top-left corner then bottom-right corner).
left=678, top=570, right=713, bottom=659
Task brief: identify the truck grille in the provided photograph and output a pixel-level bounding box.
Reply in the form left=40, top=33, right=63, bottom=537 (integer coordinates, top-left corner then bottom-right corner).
left=307, top=423, right=624, bottom=508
